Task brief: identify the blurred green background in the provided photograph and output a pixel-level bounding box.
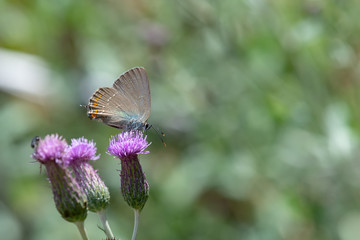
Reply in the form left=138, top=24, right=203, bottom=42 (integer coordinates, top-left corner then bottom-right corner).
left=1, top=0, right=360, bottom=239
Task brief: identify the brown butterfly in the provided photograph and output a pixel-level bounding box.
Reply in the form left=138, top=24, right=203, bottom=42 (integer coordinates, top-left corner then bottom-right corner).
left=87, top=67, right=151, bottom=131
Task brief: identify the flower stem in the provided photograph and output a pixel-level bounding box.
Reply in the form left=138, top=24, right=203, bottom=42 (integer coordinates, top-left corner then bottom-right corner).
left=75, top=221, right=88, bottom=240
left=131, top=209, right=140, bottom=240
left=98, top=209, right=115, bottom=239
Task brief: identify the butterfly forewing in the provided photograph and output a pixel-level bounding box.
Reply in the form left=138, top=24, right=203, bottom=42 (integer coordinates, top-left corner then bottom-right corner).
left=113, top=67, right=151, bottom=122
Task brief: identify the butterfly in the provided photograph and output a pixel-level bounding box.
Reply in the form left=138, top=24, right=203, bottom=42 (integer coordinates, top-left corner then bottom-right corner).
left=87, top=67, right=152, bottom=131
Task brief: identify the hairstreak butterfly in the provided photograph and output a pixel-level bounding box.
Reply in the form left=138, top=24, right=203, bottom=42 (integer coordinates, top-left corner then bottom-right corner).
left=86, top=67, right=152, bottom=131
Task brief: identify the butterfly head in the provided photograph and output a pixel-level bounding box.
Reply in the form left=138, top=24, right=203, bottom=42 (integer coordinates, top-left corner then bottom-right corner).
left=125, top=120, right=152, bottom=132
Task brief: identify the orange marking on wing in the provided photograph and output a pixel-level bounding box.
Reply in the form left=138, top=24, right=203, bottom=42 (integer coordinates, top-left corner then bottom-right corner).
left=95, top=97, right=99, bottom=101
left=94, top=110, right=98, bottom=113
left=91, top=114, right=97, bottom=118
left=93, top=102, right=98, bottom=106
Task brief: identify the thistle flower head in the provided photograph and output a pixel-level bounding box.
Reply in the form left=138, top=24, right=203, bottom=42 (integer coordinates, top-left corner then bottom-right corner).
left=31, top=134, right=67, bottom=165
left=63, top=137, right=99, bottom=166
left=107, top=131, right=150, bottom=159
left=107, top=130, right=151, bottom=210
left=63, top=137, right=110, bottom=213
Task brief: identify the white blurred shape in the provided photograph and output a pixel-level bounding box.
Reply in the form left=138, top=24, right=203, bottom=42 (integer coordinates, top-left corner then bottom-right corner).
left=330, top=40, right=356, bottom=68
left=325, top=103, right=354, bottom=159
left=0, top=48, right=50, bottom=102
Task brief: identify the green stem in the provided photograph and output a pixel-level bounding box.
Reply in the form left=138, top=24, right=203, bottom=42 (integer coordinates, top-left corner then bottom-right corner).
left=131, top=209, right=140, bottom=240
left=98, top=209, right=115, bottom=239
left=75, top=221, right=88, bottom=240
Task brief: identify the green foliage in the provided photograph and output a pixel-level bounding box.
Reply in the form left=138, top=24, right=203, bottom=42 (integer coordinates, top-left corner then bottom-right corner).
left=1, top=0, right=360, bottom=239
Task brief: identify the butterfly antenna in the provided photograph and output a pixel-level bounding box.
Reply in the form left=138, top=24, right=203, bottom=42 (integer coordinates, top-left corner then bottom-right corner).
left=152, top=127, right=166, bottom=147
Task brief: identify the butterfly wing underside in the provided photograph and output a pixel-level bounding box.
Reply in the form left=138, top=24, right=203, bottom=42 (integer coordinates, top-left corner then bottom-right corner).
left=112, top=67, right=151, bottom=123
left=87, top=67, right=151, bottom=129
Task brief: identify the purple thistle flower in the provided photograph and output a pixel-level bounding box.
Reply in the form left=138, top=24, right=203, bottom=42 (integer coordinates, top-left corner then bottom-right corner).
left=63, top=137, right=99, bottom=166
left=31, top=134, right=87, bottom=223
left=31, top=134, right=68, bottom=166
left=107, top=131, right=151, bottom=210
left=64, top=137, right=110, bottom=213
left=108, top=131, right=150, bottom=159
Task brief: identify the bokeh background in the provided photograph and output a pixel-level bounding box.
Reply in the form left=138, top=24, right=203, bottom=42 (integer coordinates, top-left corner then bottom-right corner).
left=1, top=0, right=360, bottom=239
